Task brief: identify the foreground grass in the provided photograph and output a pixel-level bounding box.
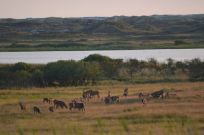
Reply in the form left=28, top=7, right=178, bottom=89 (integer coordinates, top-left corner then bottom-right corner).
left=0, top=82, right=204, bottom=135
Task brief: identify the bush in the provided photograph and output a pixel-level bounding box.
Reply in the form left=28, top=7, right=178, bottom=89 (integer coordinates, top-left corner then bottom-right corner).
left=174, top=40, right=186, bottom=45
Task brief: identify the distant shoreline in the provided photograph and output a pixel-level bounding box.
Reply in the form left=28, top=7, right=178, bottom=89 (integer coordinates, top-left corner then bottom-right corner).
left=0, top=45, right=204, bottom=52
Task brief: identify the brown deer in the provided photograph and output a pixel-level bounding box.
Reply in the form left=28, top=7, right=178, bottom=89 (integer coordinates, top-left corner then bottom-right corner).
left=33, top=106, right=41, bottom=114
left=18, top=101, right=26, bottom=111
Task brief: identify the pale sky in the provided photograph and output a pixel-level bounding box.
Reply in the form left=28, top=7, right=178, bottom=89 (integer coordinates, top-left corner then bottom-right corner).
left=0, top=0, right=204, bottom=19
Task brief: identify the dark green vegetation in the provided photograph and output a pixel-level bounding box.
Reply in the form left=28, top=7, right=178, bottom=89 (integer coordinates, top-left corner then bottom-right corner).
left=0, top=14, right=204, bottom=51
left=0, top=54, right=204, bottom=88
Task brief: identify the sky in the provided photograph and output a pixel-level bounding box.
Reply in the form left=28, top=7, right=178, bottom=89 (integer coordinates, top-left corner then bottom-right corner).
left=0, top=0, right=204, bottom=19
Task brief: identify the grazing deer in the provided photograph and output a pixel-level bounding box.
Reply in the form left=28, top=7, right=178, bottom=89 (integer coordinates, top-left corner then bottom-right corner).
left=141, top=98, right=147, bottom=105
left=82, top=90, right=100, bottom=100
left=33, top=106, right=41, bottom=114
left=53, top=100, right=68, bottom=109
left=43, top=97, right=52, bottom=104
left=104, top=96, right=119, bottom=104
left=49, top=106, right=54, bottom=112
left=151, top=90, right=169, bottom=99
left=69, top=100, right=85, bottom=111
left=123, top=88, right=128, bottom=96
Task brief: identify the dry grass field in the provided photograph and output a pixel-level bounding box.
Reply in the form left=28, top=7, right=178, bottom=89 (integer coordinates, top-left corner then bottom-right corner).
left=0, top=82, right=204, bottom=135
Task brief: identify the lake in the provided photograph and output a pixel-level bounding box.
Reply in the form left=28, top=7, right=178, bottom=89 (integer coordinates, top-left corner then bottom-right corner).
left=0, top=49, right=204, bottom=64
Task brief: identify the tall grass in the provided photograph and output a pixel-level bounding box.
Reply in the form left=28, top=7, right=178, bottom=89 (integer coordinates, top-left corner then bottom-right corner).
left=119, top=119, right=129, bottom=133
left=32, top=128, right=37, bottom=135
left=0, top=82, right=203, bottom=135
left=96, top=118, right=104, bottom=135
left=17, top=127, right=24, bottom=135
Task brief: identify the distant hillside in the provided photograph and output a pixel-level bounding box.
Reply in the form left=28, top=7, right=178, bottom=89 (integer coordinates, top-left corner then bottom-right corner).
left=0, top=14, right=204, bottom=51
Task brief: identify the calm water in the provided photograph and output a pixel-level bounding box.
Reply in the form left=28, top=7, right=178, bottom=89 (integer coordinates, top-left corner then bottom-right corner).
left=0, top=49, right=204, bottom=64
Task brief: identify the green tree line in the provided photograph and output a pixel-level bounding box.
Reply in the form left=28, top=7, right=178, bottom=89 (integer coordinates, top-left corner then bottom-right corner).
left=0, top=54, right=204, bottom=88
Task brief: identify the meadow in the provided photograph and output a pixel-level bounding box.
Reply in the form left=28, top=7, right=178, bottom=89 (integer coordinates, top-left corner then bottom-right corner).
left=0, top=82, right=204, bottom=135
left=1, top=34, right=204, bottom=52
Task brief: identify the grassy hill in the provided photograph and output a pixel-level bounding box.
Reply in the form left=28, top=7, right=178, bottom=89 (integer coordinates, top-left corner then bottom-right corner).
left=0, top=14, right=204, bottom=51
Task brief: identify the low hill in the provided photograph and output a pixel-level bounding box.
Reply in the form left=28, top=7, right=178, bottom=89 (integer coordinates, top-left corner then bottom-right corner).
left=0, top=14, right=204, bottom=51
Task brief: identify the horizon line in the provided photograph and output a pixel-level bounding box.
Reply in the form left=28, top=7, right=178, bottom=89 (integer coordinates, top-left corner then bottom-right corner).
left=0, top=13, right=204, bottom=20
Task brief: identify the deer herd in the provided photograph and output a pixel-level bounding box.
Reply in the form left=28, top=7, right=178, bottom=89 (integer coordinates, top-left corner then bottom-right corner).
left=18, top=88, right=174, bottom=114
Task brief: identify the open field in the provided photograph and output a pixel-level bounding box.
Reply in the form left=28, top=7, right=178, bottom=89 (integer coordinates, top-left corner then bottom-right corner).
left=0, top=82, right=204, bottom=135
left=1, top=34, right=204, bottom=51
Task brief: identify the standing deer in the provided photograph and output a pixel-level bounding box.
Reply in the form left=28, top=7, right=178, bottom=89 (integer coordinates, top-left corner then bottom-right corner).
left=18, top=101, right=26, bottom=111
left=33, top=106, right=41, bottom=114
